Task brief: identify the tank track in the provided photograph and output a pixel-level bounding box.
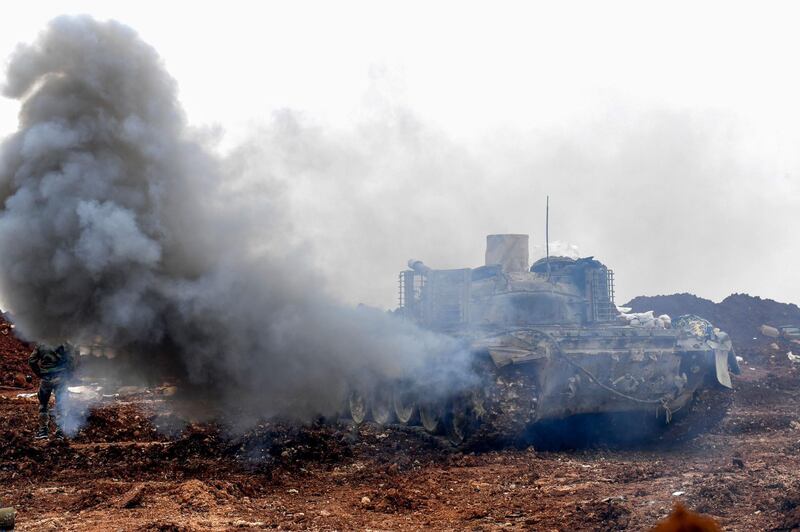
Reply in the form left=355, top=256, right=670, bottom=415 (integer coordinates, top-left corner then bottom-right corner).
left=655, top=381, right=734, bottom=444
left=454, top=359, right=539, bottom=450
left=345, top=361, right=732, bottom=451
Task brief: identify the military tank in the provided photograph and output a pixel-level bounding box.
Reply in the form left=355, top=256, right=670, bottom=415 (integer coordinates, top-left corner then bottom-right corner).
left=348, top=234, right=738, bottom=447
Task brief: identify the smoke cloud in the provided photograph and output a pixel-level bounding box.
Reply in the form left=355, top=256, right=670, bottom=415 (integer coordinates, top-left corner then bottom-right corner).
left=0, top=16, right=470, bottom=423
left=2, top=15, right=797, bottom=427
left=260, top=99, right=799, bottom=310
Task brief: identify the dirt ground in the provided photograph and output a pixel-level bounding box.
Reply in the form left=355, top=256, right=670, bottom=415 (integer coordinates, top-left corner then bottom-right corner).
left=0, top=340, right=798, bottom=531
left=3, top=311, right=800, bottom=531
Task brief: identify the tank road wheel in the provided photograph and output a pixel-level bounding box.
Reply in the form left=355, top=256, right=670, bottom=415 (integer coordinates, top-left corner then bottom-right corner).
left=348, top=390, right=368, bottom=425
left=419, top=401, right=445, bottom=434
left=371, top=386, right=395, bottom=426
left=446, top=396, right=477, bottom=445
left=392, top=387, right=418, bottom=425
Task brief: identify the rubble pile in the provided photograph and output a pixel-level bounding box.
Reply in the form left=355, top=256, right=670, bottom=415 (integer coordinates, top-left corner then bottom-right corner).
left=0, top=311, right=34, bottom=389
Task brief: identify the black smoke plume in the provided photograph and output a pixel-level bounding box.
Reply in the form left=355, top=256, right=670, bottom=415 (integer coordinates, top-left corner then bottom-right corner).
left=0, top=16, right=469, bottom=423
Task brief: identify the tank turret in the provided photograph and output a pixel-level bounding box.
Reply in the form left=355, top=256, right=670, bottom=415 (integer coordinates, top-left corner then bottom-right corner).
left=400, top=234, right=616, bottom=330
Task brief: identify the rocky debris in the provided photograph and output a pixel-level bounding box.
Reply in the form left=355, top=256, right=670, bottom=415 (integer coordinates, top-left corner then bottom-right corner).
left=115, top=483, right=146, bottom=509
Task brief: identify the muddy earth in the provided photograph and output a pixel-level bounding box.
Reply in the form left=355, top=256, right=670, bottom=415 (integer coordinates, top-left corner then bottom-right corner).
left=2, top=304, right=800, bottom=530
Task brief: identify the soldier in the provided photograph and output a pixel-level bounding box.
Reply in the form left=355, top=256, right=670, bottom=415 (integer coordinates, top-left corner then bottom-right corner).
left=28, top=343, right=77, bottom=439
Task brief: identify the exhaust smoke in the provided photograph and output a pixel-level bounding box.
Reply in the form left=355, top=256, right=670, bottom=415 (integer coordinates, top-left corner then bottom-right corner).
left=0, top=16, right=470, bottom=424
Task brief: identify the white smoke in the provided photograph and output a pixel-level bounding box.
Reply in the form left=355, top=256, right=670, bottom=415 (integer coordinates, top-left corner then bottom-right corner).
left=532, top=241, right=581, bottom=260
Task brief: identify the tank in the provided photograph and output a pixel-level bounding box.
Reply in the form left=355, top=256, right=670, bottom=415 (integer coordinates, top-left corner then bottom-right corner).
left=349, top=234, right=739, bottom=447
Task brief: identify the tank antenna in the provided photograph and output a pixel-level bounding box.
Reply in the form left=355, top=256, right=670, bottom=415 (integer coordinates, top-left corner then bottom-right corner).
left=546, top=195, right=551, bottom=278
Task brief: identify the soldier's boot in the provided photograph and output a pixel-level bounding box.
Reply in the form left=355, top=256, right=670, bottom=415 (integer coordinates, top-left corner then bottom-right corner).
left=35, top=413, right=49, bottom=439
left=51, top=412, right=65, bottom=439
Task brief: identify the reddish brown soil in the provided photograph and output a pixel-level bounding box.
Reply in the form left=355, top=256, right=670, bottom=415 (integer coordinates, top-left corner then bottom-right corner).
left=2, top=301, right=800, bottom=530
left=0, top=313, right=35, bottom=390
left=0, top=343, right=797, bottom=531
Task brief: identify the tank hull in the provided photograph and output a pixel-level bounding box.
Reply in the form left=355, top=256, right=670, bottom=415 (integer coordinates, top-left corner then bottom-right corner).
left=348, top=323, right=733, bottom=448
left=472, top=325, right=710, bottom=423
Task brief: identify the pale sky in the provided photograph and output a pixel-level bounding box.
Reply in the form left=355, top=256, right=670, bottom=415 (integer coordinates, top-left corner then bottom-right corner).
left=1, top=1, right=799, bottom=308
left=4, top=1, right=800, bottom=149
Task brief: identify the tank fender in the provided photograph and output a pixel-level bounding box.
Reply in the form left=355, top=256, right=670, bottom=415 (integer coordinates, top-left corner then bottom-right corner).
left=487, top=347, right=547, bottom=367
left=473, top=332, right=550, bottom=367
left=707, top=329, right=735, bottom=387
left=714, top=349, right=733, bottom=388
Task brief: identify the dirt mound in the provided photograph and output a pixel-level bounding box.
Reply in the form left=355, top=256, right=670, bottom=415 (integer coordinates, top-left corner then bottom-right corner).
left=0, top=312, right=35, bottom=389
left=72, top=404, right=167, bottom=444
left=626, top=293, right=719, bottom=324
left=626, top=293, right=800, bottom=349
left=173, top=479, right=232, bottom=511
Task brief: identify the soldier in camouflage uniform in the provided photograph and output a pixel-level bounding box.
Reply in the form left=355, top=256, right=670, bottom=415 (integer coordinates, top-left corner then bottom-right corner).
left=28, top=344, right=77, bottom=439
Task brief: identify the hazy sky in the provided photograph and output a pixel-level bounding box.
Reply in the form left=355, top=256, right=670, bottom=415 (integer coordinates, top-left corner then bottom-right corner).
left=1, top=1, right=799, bottom=308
